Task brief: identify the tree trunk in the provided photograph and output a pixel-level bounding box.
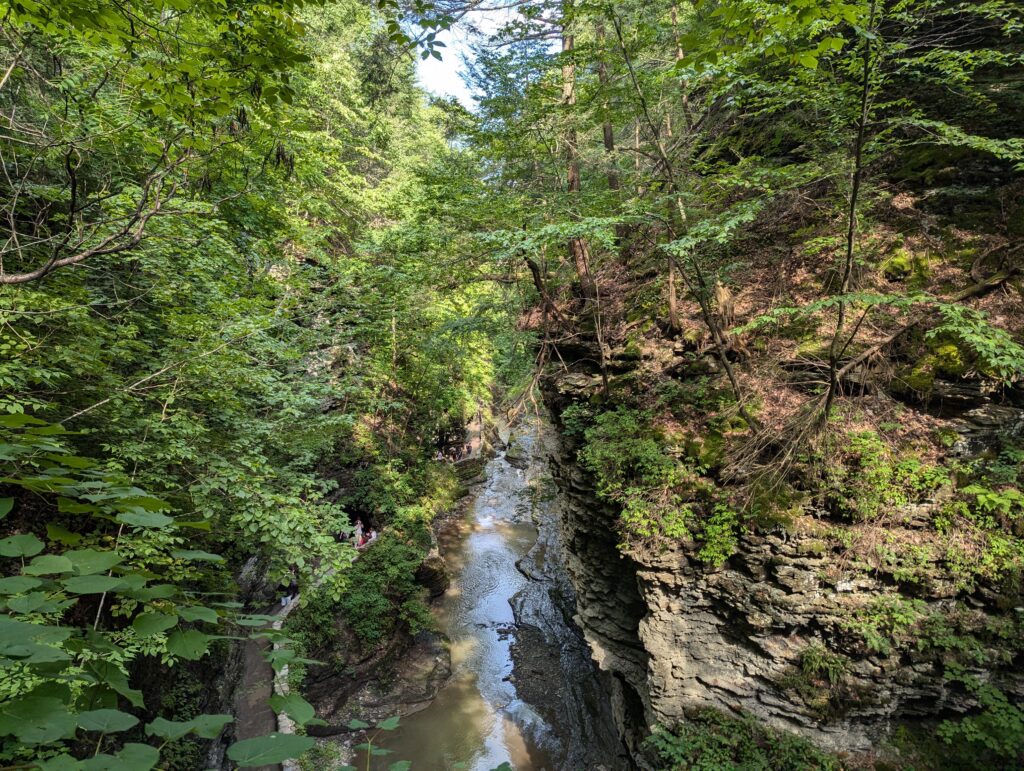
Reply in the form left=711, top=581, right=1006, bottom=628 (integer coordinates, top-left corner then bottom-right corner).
left=563, top=1, right=608, bottom=395
left=561, top=13, right=597, bottom=302
left=595, top=23, right=631, bottom=261
left=824, top=0, right=879, bottom=419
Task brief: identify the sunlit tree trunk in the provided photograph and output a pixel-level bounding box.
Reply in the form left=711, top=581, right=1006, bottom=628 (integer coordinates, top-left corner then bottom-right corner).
left=563, top=1, right=608, bottom=393
left=562, top=12, right=596, bottom=302
left=595, top=22, right=631, bottom=262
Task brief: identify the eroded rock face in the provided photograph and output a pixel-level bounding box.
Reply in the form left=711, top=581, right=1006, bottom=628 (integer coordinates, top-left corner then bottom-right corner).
left=546, top=428, right=1023, bottom=759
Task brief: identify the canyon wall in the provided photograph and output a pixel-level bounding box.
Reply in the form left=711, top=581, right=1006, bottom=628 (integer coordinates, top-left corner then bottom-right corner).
left=543, top=377, right=1024, bottom=762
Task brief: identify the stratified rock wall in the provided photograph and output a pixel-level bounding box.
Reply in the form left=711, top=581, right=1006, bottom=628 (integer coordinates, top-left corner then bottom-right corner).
left=545, top=401, right=1022, bottom=759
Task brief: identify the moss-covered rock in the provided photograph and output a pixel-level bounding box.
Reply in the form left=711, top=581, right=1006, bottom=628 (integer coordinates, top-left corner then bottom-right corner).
left=882, top=247, right=929, bottom=282
left=930, top=343, right=968, bottom=378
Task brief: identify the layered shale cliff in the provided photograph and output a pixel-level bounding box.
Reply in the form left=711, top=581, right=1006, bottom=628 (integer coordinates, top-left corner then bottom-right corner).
left=541, top=367, right=1024, bottom=766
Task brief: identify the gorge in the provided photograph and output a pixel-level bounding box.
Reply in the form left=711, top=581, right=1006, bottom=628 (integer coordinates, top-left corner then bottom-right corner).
left=1, top=1, right=1022, bottom=770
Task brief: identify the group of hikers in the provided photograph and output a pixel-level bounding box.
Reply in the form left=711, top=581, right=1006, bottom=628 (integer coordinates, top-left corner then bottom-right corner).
left=281, top=436, right=470, bottom=606
left=279, top=516, right=380, bottom=606
left=347, top=518, right=378, bottom=549
left=436, top=442, right=472, bottom=463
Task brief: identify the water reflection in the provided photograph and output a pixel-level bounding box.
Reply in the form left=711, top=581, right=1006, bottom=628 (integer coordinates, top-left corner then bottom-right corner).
left=361, top=447, right=558, bottom=771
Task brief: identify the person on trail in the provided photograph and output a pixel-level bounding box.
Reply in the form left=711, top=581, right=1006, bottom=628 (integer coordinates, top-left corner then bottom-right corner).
left=366, top=528, right=378, bottom=545
left=435, top=449, right=444, bottom=462
left=281, top=566, right=298, bottom=607
left=353, top=518, right=364, bottom=547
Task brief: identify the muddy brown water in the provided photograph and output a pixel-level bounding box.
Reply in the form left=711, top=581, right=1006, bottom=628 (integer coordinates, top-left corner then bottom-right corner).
left=357, top=424, right=625, bottom=771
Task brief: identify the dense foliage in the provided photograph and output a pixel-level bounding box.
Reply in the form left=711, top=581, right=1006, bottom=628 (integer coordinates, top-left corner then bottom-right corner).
left=0, top=0, right=524, bottom=767
left=2, top=0, right=1023, bottom=768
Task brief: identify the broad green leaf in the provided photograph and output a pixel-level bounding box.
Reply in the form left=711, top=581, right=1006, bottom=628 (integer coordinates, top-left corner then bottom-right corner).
left=0, top=576, right=42, bottom=594
left=178, top=605, right=219, bottom=624
left=46, top=524, right=82, bottom=545
left=165, top=629, right=211, bottom=660
left=66, top=549, right=122, bottom=575
left=57, top=498, right=100, bottom=514
left=188, top=713, right=234, bottom=739
left=346, top=718, right=370, bottom=729
left=76, top=708, right=139, bottom=733
left=0, top=533, right=45, bottom=557
left=0, top=414, right=46, bottom=427
left=86, top=661, right=144, bottom=708
left=236, top=614, right=276, bottom=627
left=0, top=497, right=12, bottom=517
left=269, top=692, right=316, bottom=726
left=132, top=612, right=178, bottom=637
left=81, top=743, right=159, bottom=770
left=0, top=696, right=76, bottom=743
left=38, top=755, right=82, bottom=770
left=145, top=716, right=192, bottom=741
left=62, top=575, right=125, bottom=594
left=377, top=715, right=400, bottom=731
left=125, top=584, right=177, bottom=601
left=171, top=549, right=224, bottom=562
left=226, top=733, right=316, bottom=767
left=7, top=591, right=52, bottom=613
left=146, top=713, right=232, bottom=741
left=115, top=510, right=174, bottom=528
left=24, top=554, right=73, bottom=575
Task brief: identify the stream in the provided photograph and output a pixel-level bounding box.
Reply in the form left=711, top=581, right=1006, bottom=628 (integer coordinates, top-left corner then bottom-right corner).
left=360, top=421, right=626, bottom=770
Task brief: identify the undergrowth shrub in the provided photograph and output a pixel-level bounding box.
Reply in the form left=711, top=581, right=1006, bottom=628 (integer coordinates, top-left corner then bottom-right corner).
left=574, top=406, right=745, bottom=562
left=820, top=430, right=946, bottom=521
left=337, top=528, right=432, bottom=652
left=937, top=674, right=1024, bottom=769
left=578, top=407, right=699, bottom=545
left=645, top=709, right=840, bottom=770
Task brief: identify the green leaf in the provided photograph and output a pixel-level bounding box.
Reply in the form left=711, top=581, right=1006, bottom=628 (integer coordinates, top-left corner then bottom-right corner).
left=226, top=733, right=316, bottom=767
left=0, top=414, right=46, bottom=427
left=46, top=524, right=82, bottom=546
left=38, top=755, right=82, bottom=771
left=796, top=52, right=819, bottom=69
left=76, top=709, right=139, bottom=733
left=236, top=614, right=276, bottom=626
left=166, top=629, right=212, bottom=660
left=125, top=583, right=176, bottom=601
left=0, top=533, right=45, bottom=557
left=115, top=510, right=174, bottom=528
left=187, top=713, right=234, bottom=739
left=0, top=497, right=12, bottom=517
left=7, top=591, right=52, bottom=613
left=171, top=549, right=224, bottom=562
left=86, top=661, right=145, bottom=708
left=24, top=554, right=74, bottom=575
left=62, top=575, right=125, bottom=594
left=269, top=692, right=316, bottom=726
left=144, top=716, right=193, bottom=741
left=178, top=605, right=219, bottom=624
left=388, top=762, right=412, bottom=771
left=146, top=713, right=232, bottom=740
left=377, top=715, right=400, bottom=731
left=0, top=576, right=42, bottom=594
left=346, top=718, right=370, bottom=729
left=81, top=743, right=159, bottom=770
left=132, top=612, right=178, bottom=637
left=0, top=695, right=77, bottom=743
left=66, top=549, right=123, bottom=575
